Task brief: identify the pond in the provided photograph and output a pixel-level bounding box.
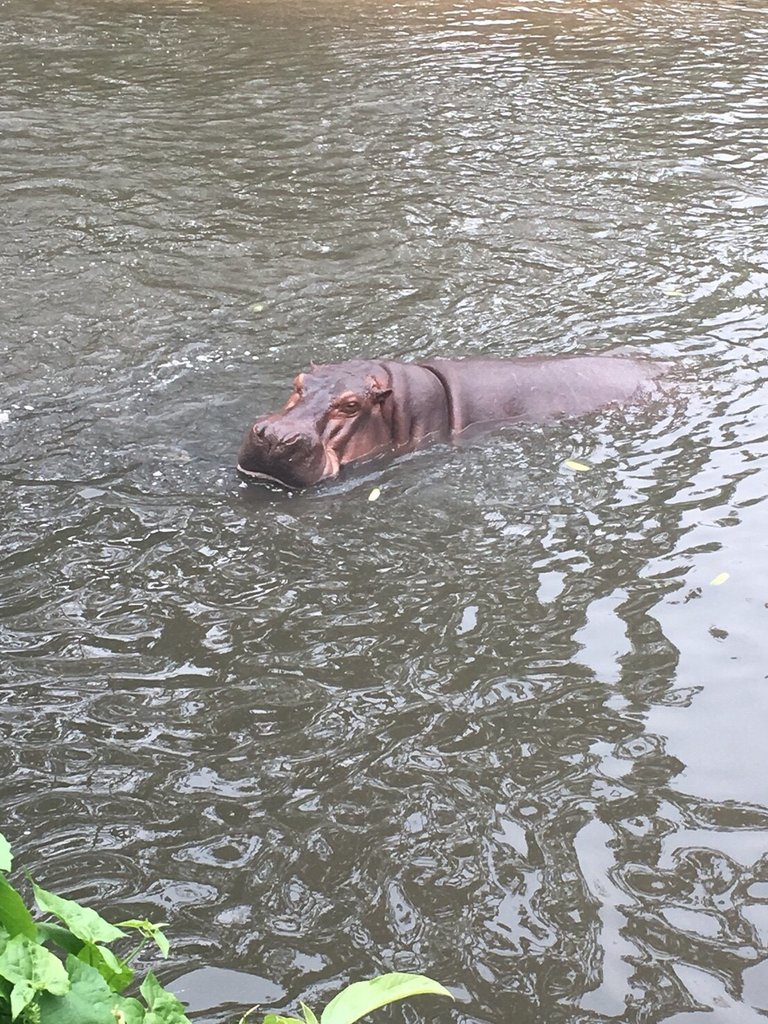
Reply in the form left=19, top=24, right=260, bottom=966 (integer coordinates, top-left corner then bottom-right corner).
left=3, top=1, right=768, bottom=1021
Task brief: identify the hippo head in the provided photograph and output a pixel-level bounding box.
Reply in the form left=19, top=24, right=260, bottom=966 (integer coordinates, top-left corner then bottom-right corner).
left=237, top=362, right=395, bottom=489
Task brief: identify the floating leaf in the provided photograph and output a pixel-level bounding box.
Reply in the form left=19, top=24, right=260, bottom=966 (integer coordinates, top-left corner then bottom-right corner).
left=249, top=303, right=265, bottom=313
left=368, top=487, right=381, bottom=502
left=33, top=883, right=126, bottom=946
left=0, top=835, right=11, bottom=874
left=710, top=572, right=730, bottom=586
left=321, top=973, right=453, bottom=1024
left=564, top=459, right=591, bottom=473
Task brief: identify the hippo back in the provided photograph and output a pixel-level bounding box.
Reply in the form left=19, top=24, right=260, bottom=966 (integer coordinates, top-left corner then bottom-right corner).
left=420, top=356, right=665, bottom=434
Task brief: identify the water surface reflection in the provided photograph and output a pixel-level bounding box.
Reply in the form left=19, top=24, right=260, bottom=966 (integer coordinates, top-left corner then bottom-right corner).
left=3, top=1, right=768, bottom=1022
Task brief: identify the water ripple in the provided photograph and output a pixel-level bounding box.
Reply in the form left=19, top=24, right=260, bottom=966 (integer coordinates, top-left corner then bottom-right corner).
left=3, top=0, right=768, bottom=1021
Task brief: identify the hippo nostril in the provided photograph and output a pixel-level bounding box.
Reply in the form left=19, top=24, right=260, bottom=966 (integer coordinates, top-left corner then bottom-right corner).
left=249, top=424, right=312, bottom=452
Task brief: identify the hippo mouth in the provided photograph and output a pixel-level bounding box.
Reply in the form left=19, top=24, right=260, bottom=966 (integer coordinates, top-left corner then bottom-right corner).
left=236, top=464, right=296, bottom=489
left=236, top=448, right=340, bottom=490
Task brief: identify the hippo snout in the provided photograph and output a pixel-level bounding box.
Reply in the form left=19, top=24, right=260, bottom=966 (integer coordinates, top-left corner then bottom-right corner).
left=238, top=419, right=327, bottom=488
left=250, top=421, right=314, bottom=454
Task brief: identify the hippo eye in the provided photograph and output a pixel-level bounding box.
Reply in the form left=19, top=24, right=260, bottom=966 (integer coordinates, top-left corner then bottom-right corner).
left=338, top=399, right=361, bottom=415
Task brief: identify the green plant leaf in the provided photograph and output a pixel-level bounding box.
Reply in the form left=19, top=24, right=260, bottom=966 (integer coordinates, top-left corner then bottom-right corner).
left=262, top=1016, right=304, bottom=1024
left=35, top=923, right=83, bottom=957
left=32, top=885, right=125, bottom=947
left=10, top=978, right=36, bottom=1020
left=0, top=934, right=70, bottom=1019
left=139, top=971, right=191, bottom=1024
left=77, top=942, right=133, bottom=992
left=0, top=935, right=70, bottom=992
left=38, top=956, right=143, bottom=1024
left=301, top=1003, right=319, bottom=1024
left=320, top=973, right=453, bottom=1024
left=117, top=919, right=170, bottom=958
left=0, top=836, right=11, bottom=874
left=0, top=879, right=37, bottom=940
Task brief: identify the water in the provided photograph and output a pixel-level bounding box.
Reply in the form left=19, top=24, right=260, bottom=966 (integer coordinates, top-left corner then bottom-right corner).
left=2, top=1, right=768, bottom=1021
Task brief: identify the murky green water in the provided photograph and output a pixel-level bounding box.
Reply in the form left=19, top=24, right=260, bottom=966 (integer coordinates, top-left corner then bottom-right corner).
left=3, top=1, right=768, bottom=1021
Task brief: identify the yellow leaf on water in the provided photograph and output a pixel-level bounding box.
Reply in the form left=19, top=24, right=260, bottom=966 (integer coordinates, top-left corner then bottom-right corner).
left=710, top=572, right=730, bottom=586
left=249, top=302, right=264, bottom=313
left=368, top=487, right=382, bottom=502
left=565, top=459, right=591, bottom=473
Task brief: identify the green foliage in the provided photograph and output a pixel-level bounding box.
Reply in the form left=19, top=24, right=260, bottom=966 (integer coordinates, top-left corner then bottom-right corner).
left=32, top=885, right=126, bottom=947
left=0, top=834, right=190, bottom=1024
left=117, top=920, right=170, bottom=960
left=0, top=935, right=69, bottom=1018
left=321, top=974, right=452, bottom=1024
left=37, top=956, right=144, bottom=1024
left=0, top=881, right=36, bottom=941
left=139, top=972, right=190, bottom=1024
left=259, top=972, right=453, bottom=1024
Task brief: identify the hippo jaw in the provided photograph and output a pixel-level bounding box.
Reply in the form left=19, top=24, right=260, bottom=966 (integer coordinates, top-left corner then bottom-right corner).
left=236, top=445, right=339, bottom=490
left=236, top=465, right=306, bottom=489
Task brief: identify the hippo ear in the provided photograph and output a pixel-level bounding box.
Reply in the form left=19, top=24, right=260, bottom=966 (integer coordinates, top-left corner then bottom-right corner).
left=367, top=376, right=392, bottom=405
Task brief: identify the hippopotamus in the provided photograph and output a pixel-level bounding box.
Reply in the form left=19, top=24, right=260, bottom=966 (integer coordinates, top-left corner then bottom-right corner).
left=237, top=355, right=667, bottom=489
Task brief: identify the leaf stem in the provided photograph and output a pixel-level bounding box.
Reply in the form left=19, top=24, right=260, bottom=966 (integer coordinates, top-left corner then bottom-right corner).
left=123, top=937, right=149, bottom=965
